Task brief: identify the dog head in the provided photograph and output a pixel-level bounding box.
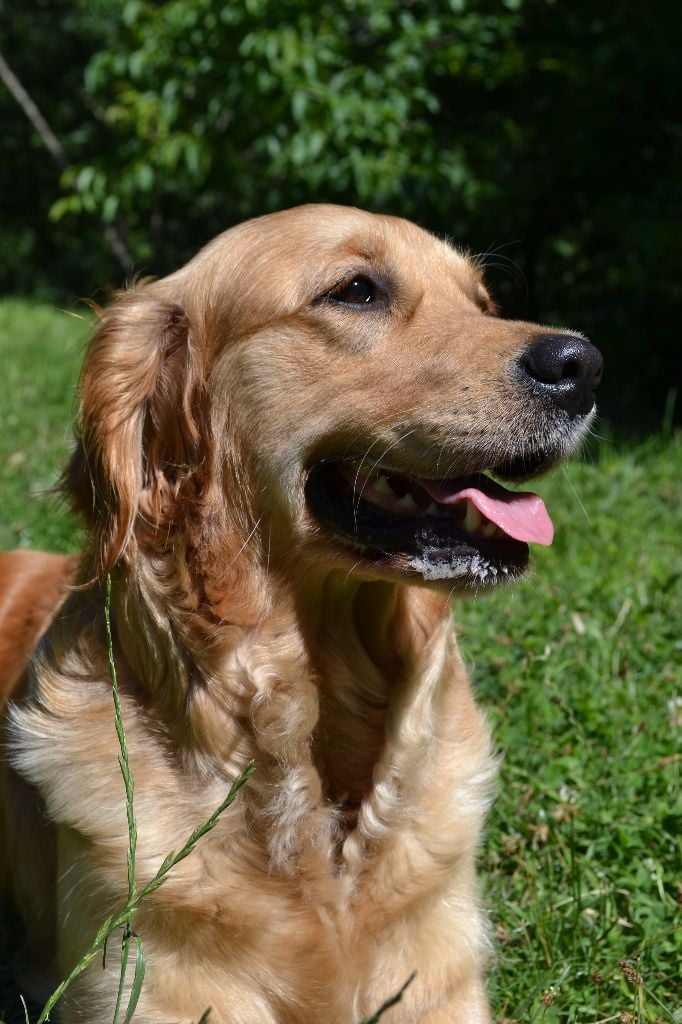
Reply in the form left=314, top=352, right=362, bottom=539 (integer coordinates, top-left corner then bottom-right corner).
left=68, top=205, right=601, bottom=593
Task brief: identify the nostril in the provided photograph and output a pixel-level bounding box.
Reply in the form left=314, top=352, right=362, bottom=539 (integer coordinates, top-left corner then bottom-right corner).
left=518, top=333, right=603, bottom=417
left=560, top=356, right=581, bottom=382
left=521, top=336, right=591, bottom=385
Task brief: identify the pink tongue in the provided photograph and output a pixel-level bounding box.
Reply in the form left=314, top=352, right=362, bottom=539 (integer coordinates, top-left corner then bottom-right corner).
left=422, top=479, right=554, bottom=546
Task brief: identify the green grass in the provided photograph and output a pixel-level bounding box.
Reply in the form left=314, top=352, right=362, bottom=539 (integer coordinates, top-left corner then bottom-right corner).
left=1, top=300, right=680, bottom=1023
left=457, top=434, right=682, bottom=1022
left=0, top=298, right=89, bottom=553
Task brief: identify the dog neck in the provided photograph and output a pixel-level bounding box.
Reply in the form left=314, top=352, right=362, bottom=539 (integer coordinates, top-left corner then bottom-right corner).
left=22, top=549, right=489, bottom=893
left=100, top=537, right=489, bottom=882
left=293, top=575, right=453, bottom=805
left=115, top=550, right=455, bottom=800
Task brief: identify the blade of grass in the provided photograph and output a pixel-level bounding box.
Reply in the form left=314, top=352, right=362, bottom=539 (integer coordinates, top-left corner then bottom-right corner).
left=105, top=574, right=137, bottom=1024
left=358, top=972, right=416, bottom=1024
left=35, top=762, right=253, bottom=1024
left=104, top=575, right=137, bottom=904
left=123, top=935, right=145, bottom=1024
left=137, top=766, right=253, bottom=901
left=111, top=926, right=131, bottom=1024
left=35, top=574, right=254, bottom=1024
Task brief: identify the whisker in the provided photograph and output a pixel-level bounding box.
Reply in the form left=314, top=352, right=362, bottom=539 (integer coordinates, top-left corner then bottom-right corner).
left=350, top=429, right=419, bottom=533
left=560, top=465, right=592, bottom=525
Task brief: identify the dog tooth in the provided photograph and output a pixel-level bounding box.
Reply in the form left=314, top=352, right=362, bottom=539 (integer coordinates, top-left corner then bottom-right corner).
left=395, top=493, right=419, bottom=513
left=374, top=475, right=392, bottom=493
left=462, top=501, right=482, bottom=533
left=481, top=521, right=497, bottom=538
left=425, top=502, right=441, bottom=517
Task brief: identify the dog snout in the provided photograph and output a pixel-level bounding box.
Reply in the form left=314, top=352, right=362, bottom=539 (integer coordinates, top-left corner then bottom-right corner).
left=517, top=333, right=603, bottom=417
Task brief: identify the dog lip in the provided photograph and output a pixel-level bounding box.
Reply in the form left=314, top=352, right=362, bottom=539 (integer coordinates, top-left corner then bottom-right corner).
left=490, top=451, right=563, bottom=483
left=306, top=442, right=564, bottom=485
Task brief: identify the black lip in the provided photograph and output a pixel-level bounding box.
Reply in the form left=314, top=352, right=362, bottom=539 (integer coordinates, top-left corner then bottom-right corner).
left=305, top=461, right=530, bottom=579
left=491, top=447, right=563, bottom=483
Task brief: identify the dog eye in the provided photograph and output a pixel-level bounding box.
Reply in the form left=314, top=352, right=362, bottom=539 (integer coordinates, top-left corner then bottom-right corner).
left=476, top=284, right=496, bottom=316
left=329, top=276, right=378, bottom=306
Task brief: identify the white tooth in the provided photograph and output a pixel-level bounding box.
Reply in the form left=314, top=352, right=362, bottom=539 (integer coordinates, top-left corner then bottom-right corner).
left=462, top=501, right=482, bottom=533
left=395, top=493, right=419, bottom=514
left=374, top=475, right=392, bottom=493
left=426, top=502, right=441, bottom=517
left=481, top=521, right=497, bottom=538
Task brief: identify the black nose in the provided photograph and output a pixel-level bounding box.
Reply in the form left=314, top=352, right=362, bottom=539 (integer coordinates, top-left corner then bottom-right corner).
left=517, top=333, right=603, bottom=417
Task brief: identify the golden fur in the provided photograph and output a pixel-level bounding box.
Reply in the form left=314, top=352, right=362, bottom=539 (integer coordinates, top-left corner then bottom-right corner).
left=0, top=205, right=598, bottom=1022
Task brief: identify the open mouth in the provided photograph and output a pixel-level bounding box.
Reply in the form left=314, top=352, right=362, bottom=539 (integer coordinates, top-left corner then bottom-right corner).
left=305, top=460, right=554, bottom=586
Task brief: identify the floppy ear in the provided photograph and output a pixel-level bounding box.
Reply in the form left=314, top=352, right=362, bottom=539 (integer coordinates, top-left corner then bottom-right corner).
left=66, top=288, right=207, bottom=576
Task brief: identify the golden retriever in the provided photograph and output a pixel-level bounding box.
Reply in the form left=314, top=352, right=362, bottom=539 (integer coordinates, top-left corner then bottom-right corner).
left=0, top=205, right=602, bottom=1023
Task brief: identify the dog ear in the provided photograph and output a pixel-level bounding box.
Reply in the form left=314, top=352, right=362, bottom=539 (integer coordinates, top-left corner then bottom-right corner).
left=66, top=289, right=207, bottom=576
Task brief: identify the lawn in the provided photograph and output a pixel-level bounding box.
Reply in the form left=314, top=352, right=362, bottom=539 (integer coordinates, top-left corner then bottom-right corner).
left=460, top=438, right=681, bottom=1021
left=0, top=300, right=680, bottom=1023
left=0, top=299, right=89, bottom=553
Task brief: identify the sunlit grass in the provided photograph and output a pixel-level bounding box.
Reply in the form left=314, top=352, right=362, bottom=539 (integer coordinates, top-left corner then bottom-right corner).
left=458, top=435, right=682, bottom=1021
left=0, top=298, right=88, bottom=552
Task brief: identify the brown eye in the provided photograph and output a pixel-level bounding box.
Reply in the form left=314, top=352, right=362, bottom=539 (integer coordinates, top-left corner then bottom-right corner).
left=330, top=276, right=377, bottom=306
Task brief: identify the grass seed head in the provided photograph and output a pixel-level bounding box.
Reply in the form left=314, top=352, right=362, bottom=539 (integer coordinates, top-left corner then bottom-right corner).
left=618, top=959, right=641, bottom=985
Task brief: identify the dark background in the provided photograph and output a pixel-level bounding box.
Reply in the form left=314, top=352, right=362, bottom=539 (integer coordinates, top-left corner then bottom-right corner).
left=1, top=0, right=680, bottom=429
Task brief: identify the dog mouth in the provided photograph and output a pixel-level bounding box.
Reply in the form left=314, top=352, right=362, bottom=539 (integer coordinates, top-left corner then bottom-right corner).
left=305, top=459, right=555, bottom=587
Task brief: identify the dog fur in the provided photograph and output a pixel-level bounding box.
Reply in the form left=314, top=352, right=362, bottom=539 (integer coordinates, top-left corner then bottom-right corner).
left=0, top=205, right=599, bottom=1023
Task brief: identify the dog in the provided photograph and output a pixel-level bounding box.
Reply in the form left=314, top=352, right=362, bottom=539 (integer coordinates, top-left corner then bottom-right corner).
left=0, top=205, right=602, bottom=1023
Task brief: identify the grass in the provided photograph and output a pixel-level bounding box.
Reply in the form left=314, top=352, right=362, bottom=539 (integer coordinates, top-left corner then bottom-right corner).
left=0, top=299, right=680, bottom=1022
left=0, top=298, right=88, bottom=553
left=457, top=434, right=682, bottom=1021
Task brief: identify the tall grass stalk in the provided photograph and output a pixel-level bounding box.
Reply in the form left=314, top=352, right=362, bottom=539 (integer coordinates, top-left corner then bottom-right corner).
left=33, top=576, right=254, bottom=1024
left=358, top=973, right=416, bottom=1024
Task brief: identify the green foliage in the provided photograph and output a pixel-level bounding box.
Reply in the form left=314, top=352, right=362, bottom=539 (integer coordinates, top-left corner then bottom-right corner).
left=0, top=0, right=122, bottom=297
left=73, top=0, right=521, bottom=234
left=1, top=2, right=680, bottom=424
left=42, top=0, right=525, bottom=279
